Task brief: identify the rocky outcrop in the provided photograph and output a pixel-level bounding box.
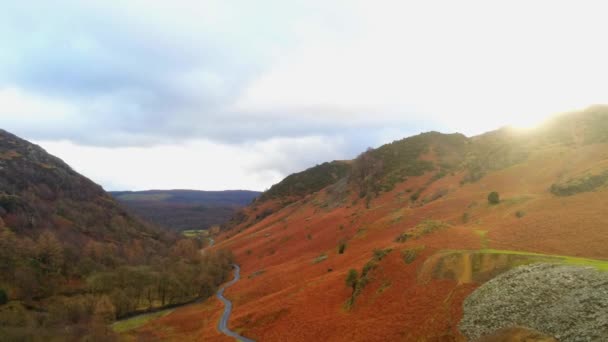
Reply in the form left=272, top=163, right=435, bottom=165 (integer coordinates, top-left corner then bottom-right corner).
left=460, top=263, right=608, bottom=342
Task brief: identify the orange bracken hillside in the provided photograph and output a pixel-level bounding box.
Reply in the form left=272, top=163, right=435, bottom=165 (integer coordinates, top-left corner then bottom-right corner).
left=127, top=106, right=608, bottom=341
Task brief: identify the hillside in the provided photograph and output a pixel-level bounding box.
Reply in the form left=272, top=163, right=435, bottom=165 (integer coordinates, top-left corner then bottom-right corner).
left=0, top=130, right=234, bottom=341
left=125, top=106, right=608, bottom=341
left=110, top=190, right=260, bottom=232
left=0, top=129, right=161, bottom=242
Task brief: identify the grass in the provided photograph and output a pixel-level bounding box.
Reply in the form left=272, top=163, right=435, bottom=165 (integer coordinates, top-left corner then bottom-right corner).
left=395, top=220, right=450, bottom=243
left=182, top=229, right=206, bottom=238
left=448, top=248, right=608, bottom=271
left=111, top=309, right=174, bottom=333
left=474, top=230, right=488, bottom=248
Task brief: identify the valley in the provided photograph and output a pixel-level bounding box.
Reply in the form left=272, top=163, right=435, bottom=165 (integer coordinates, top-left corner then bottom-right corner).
left=2, top=107, right=608, bottom=341
left=3, top=2, right=607, bottom=340
left=111, top=190, right=260, bottom=232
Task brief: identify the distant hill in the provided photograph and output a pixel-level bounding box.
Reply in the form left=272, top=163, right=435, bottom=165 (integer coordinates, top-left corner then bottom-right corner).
left=110, top=190, right=260, bottom=231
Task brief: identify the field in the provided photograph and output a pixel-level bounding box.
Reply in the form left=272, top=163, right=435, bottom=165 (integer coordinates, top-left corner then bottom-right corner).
left=182, top=229, right=209, bottom=238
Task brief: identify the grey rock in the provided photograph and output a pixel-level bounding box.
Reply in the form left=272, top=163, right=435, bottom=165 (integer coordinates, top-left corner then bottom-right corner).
left=460, top=263, right=608, bottom=342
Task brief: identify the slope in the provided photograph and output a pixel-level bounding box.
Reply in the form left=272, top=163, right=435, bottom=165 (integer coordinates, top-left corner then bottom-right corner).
left=0, top=130, right=234, bottom=341
left=129, top=106, right=608, bottom=341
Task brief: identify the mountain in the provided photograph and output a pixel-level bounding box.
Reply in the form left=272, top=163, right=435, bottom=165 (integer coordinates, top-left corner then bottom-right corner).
left=129, top=106, right=608, bottom=341
left=110, top=190, right=261, bottom=232
left=0, top=130, right=233, bottom=341
left=0, top=129, right=161, bottom=243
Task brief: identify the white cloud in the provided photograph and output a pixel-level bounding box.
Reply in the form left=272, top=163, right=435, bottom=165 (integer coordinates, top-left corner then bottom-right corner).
left=0, top=87, right=77, bottom=123
left=35, top=136, right=352, bottom=191
left=236, top=0, right=608, bottom=134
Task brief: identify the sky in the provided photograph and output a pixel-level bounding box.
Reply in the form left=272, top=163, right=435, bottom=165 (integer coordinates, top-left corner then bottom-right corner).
left=1, top=0, right=607, bottom=191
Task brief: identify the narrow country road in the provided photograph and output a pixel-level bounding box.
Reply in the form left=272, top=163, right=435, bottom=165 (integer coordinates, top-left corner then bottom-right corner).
left=217, top=264, right=255, bottom=342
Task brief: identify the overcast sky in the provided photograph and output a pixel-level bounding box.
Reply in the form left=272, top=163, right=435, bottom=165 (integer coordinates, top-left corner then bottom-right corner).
left=2, top=1, right=607, bottom=191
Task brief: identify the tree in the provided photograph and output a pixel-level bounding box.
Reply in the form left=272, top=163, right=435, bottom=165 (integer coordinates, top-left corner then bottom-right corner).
left=352, top=149, right=384, bottom=198
left=488, top=191, right=500, bottom=205
left=345, top=269, right=359, bottom=294
left=110, top=289, right=133, bottom=318
left=0, top=228, right=18, bottom=281
left=93, top=295, right=116, bottom=324
left=36, top=231, right=64, bottom=274
left=0, top=288, right=7, bottom=305
left=170, top=239, right=199, bottom=262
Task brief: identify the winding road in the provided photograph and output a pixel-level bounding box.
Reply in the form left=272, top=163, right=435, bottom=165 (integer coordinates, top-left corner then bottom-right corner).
left=217, top=264, right=255, bottom=342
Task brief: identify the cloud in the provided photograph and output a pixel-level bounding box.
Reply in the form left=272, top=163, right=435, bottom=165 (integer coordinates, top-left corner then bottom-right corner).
left=236, top=0, right=608, bottom=134
left=0, top=0, right=361, bottom=146
left=36, top=136, right=355, bottom=191
left=2, top=0, right=608, bottom=190
left=5, top=0, right=606, bottom=148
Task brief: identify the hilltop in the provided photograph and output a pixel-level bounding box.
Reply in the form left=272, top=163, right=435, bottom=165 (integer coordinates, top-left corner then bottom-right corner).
left=110, top=189, right=260, bottom=232
left=126, top=106, right=608, bottom=341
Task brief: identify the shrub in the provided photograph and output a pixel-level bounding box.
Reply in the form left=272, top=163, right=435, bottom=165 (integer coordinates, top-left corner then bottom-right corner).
left=312, top=254, right=328, bottom=264
left=427, top=188, right=448, bottom=202
left=395, top=220, right=449, bottom=242
left=410, top=190, right=421, bottom=201
left=401, top=246, right=424, bottom=264
left=345, top=269, right=358, bottom=292
left=361, top=261, right=378, bottom=278
left=338, top=241, right=347, bottom=254
left=0, top=289, right=7, bottom=305
left=395, top=232, right=414, bottom=243
left=515, top=210, right=526, bottom=218
left=372, top=248, right=392, bottom=261
left=550, top=171, right=608, bottom=196
left=487, top=191, right=500, bottom=205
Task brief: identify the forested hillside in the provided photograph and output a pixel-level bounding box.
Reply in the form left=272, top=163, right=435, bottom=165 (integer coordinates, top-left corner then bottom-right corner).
left=0, top=130, right=234, bottom=341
